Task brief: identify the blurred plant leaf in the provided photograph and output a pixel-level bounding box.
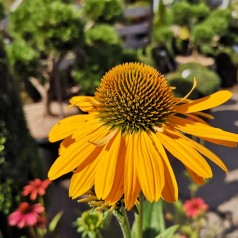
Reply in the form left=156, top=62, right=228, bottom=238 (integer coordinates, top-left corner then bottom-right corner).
left=155, top=225, right=179, bottom=238
left=49, top=210, right=63, bottom=233
left=132, top=200, right=166, bottom=238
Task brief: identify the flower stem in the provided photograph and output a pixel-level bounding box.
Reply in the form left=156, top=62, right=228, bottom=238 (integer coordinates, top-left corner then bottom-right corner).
left=135, top=194, right=144, bottom=238
left=39, top=196, right=46, bottom=216
left=158, top=199, right=165, bottom=233
left=113, top=207, right=132, bottom=238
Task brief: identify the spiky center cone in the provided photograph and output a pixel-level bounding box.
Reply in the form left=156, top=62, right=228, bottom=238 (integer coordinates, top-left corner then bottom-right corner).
left=95, top=63, right=174, bottom=133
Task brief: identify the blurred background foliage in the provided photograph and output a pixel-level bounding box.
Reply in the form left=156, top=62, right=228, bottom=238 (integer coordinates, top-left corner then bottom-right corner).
left=0, top=0, right=238, bottom=237
left=166, top=62, right=221, bottom=99
left=2, top=0, right=238, bottom=102
left=0, top=36, right=41, bottom=237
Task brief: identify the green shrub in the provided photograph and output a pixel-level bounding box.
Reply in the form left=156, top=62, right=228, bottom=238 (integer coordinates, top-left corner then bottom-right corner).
left=171, top=1, right=193, bottom=25
left=166, top=63, right=221, bottom=99
left=0, top=0, right=4, bottom=19
left=85, top=24, right=122, bottom=46
left=153, top=26, right=174, bottom=46
left=9, top=0, right=84, bottom=52
left=73, top=46, right=138, bottom=95
left=83, top=0, right=124, bottom=23
left=192, top=24, right=215, bottom=45
left=0, top=38, right=42, bottom=237
left=191, top=3, right=209, bottom=20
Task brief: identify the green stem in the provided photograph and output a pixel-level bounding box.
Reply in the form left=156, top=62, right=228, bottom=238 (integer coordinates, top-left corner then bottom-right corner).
left=158, top=199, right=165, bottom=233
left=38, top=196, right=47, bottom=220
left=135, top=194, right=144, bottom=238
left=113, top=207, right=132, bottom=238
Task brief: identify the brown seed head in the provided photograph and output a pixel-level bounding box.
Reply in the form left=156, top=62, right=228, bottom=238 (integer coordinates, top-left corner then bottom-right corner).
left=95, top=62, right=174, bottom=133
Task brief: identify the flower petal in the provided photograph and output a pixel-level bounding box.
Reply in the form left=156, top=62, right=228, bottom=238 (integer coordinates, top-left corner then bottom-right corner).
left=182, top=113, right=209, bottom=124
left=59, top=136, right=75, bottom=155
left=49, top=114, right=93, bottom=142
left=68, top=96, right=98, bottom=112
left=136, top=131, right=164, bottom=202
left=124, top=134, right=141, bottom=210
left=105, top=136, right=126, bottom=204
left=95, top=131, right=121, bottom=200
left=48, top=124, right=109, bottom=180
left=186, top=166, right=206, bottom=185
left=150, top=132, right=178, bottom=203
left=69, top=151, right=101, bottom=199
left=200, top=137, right=237, bottom=147
left=174, top=90, right=232, bottom=113
left=166, top=127, right=228, bottom=172
left=194, top=111, right=214, bottom=120
left=169, top=115, right=238, bottom=144
left=157, top=130, right=212, bottom=178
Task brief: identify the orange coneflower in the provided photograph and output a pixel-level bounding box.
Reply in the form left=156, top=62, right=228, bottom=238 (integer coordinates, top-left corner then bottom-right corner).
left=48, top=62, right=238, bottom=210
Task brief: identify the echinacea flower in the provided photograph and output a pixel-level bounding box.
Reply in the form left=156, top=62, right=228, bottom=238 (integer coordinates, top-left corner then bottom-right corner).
left=74, top=210, right=104, bottom=237
left=183, top=197, right=208, bottom=218
left=8, top=202, right=44, bottom=228
left=22, top=178, right=51, bottom=200
left=48, top=62, right=238, bottom=210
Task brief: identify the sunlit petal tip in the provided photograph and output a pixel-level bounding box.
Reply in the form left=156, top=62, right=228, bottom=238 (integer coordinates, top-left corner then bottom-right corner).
left=48, top=124, right=60, bottom=142
left=47, top=169, right=57, bottom=181
left=193, top=77, right=198, bottom=86
left=175, top=90, right=233, bottom=114
left=69, top=96, right=97, bottom=112
left=176, top=77, right=197, bottom=104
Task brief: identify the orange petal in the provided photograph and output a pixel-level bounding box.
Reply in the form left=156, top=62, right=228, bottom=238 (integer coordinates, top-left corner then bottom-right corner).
left=69, top=156, right=100, bottom=199
left=124, top=134, right=141, bottom=210
left=59, top=136, right=75, bottom=155
left=49, top=114, right=92, bottom=142
left=136, top=131, right=164, bottom=202
left=105, top=136, right=126, bottom=205
left=186, top=166, right=206, bottom=185
left=48, top=124, right=109, bottom=180
left=68, top=96, right=98, bottom=112
left=157, top=131, right=212, bottom=178
left=169, top=115, right=238, bottom=144
left=200, top=137, right=237, bottom=148
left=166, top=127, right=228, bottom=172
left=174, top=90, right=232, bottom=113
left=95, top=132, right=121, bottom=200
left=150, top=132, right=178, bottom=203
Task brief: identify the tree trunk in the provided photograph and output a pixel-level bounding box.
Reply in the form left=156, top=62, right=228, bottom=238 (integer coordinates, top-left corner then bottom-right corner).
left=45, top=53, right=65, bottom=118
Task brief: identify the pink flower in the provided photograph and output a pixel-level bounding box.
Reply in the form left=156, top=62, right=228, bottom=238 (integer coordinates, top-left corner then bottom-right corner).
left=8, top=202, right=44, bottom=228
left=183, top=197, right=208, bottom=218
left=22, top=178, right=51, bottom=200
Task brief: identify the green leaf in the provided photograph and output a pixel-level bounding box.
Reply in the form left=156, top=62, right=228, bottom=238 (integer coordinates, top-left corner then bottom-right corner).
left=49, top=210, right=63, bottom=232
left=155, top=225, right=179, bottom=238
left=140, top=200, right=166, bottom=238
